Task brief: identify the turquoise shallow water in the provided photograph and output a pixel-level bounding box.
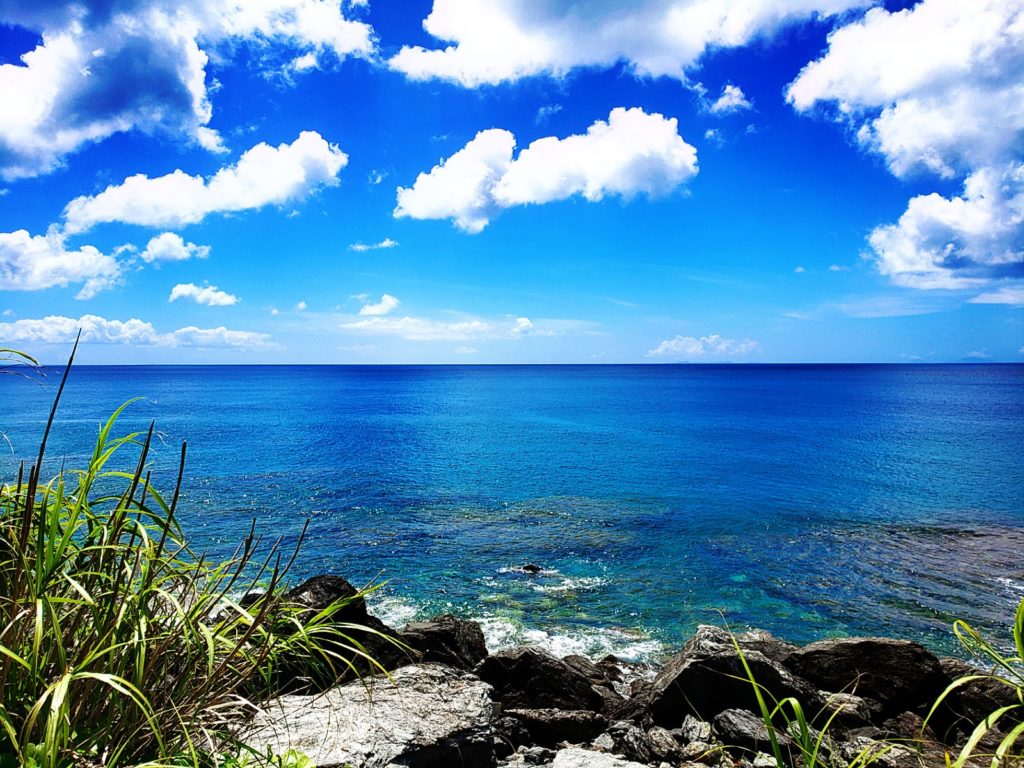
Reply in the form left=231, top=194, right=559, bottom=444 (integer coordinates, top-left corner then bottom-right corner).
left=2, top=364, right=1022, bottom=659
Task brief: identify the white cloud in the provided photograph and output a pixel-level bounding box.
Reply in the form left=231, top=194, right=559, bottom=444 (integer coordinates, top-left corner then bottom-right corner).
left=395, top=107, right=698, bottom=232
left=969, top=285, right=1024, bottom=306
left=340, top=313, right=547, bottom=342
left=647, top=334, right=760, bottom=359
left=0, top=1, right=373, bottom=179
left=787, top=0, right=1024, bottom=292
left=358, top=293, right=400, bottom=316
left=709, top=84, right=752, bottom=114
left=0, top=314, right=269, bottom=347
left=62, top=131, right=347, bottom=233
left=0, top=228, right=120, bottom=299
left=389, top=0, right=870, bottom=87
left=829, top=264, right=850, bottom=272
left=169, top=282, right=239, bottom=306
left=395, top=129, right=514, bottom=234
left=868, top=163, right=1024, bottom=290
left=140, top=232, right=210, bottom=263
left=349, top=237, right=398, bottom=252
left=794, top=265, right=807, bottom=273
left=294, top=300, right=308, bottom=311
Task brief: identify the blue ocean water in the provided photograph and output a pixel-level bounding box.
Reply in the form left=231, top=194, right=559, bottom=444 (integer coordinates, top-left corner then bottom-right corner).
left=2, top=364, right=1023, bottom=659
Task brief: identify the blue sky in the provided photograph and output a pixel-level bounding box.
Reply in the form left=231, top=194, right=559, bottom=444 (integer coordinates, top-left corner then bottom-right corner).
left=1, top=0, right=1022, bottom=363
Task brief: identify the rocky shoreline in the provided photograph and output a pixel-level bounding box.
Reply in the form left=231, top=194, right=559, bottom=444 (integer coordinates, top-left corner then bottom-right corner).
left=242, top=575, right=1017, bottom=768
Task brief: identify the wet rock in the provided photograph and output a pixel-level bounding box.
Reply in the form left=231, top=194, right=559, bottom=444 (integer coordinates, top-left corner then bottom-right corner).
left=712, top=708, right=793, bottom=756
left=645, top=625, right=820, bottom=725
left=400, top=614, right=488, bottom=671
left=562, top=654, right=625, bottom=712
left=504, top=709, right=608, bottom=746
left=242, top=663, right=497, bottom=768
left=476, top=646, right=604, bottom=711
left=551, top=747, right=649, bottom=768
left=521, top=564, right=543, bottom=574
left=782, top=637, right=947, bottom=718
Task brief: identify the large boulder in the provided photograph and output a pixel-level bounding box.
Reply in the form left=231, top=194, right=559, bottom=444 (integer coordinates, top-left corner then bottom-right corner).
left=242, top=663, right=497, bottom=768
left=476, top=646, right=605, bottom=711
left=280, top=574, right=410, bottom=689
left=782, top=637, right=947, bottom=718
left=644, top=626, right=820, bottom=726
left=400, top=614, right=488, bottom=671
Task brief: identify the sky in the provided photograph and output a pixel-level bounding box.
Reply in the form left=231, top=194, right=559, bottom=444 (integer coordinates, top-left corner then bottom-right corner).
left=1, top=0, right=1022, bottom=364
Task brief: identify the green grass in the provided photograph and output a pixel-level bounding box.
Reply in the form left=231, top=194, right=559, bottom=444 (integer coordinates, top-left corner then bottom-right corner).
left=924, top=597, right=1024, bottom=768
left=1, top=343, right=387, bottom=767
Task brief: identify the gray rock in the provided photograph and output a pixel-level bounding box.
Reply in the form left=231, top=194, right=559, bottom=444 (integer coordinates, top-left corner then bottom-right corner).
left=590, top=732, right=615, bottom=752
left=476, top=646, right=604, bottom=711
left=782, top=637, right=946, bottom=718
left=242, top=663, right=497, bottom=768
left=400, top=614, right=488, bottom=671
left=712, top=708, right=793, bottom=756
left=677, top=714, right=713, bottom=743
left=504, top=709, right=608, bottom=746
left=840, top=736, right=919, bottom=768
left=820, top=690, right=881, bottom=728
left=939, top=657, right=1023, bottom=739
left=645, top=626, right=820, bottom=725
left=645, top=726, right=683, bottom=763
left=550, top=747, right=649, bottom=768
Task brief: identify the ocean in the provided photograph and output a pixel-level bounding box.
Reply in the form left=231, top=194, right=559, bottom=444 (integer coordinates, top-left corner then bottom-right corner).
left=2, top=364, right=1022, bottom=660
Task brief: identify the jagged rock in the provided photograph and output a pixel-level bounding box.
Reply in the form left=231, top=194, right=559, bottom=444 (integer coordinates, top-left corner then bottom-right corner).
left=279, top=574, right=409, bottom=689
left=645, top=626, right=820, bottom=725
left=561, top=654, right=625, bottom=712
left=550, top=747, right=649, bottom=768
left=504, top=709, right=608, bottom=746
left=679, top=740, right=720, bottom=764
left=840, top=736, right=920, bottom=768
left=645, top=726, right=684, bottom=763
left=400, top=614, right=488, bottom=671
left=939, top=657, right=1023, bottom=737
left=242, top=663, right=497, bottom=768
left=782, top=637, right=947, bottom=718
left=591, top=732, right=615, bottom=752
left=677, top=714, right=713, bottom=743
left=732, top=629, right=798, bottom=663
left=820, top=690, right=881, bottom=728
left=712, top=708, right=793, bottom=756
left=476, top=646, right=604, bottom=711
left=610, top=721, right=650, bottom=763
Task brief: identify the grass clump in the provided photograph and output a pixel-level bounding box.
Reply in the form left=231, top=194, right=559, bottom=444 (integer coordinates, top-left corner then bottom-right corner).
left=1, top=345, right=383, bottom=767
left=925, top=597, right=1024, bottom=768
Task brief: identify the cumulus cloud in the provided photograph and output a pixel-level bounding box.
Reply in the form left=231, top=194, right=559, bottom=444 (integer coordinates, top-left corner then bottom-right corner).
left=868, top=164, right=1024, bottom=290
left=709, top=84, right=752, bottom=114
left=0, top=228, right=120, bottom=299
left=349, top=238, right=398, bottom=252
left=169, top=282, right=239, bottom=306
left=787, top=0, right=1024, bottom=292
left=389, top=0, right=870, bottom=87
left=395, top=107, right=698, bottom=232
left=62, top=131, right=347, bottom=233
left=140, top=232, right=210, bottom=262
left=0, top=0, right=373, bottom=179
left=647, top=334, right=760, bottom=359
left=0, top=313, right=269, bottom=347
left=358, top=293, right=400, bottom=316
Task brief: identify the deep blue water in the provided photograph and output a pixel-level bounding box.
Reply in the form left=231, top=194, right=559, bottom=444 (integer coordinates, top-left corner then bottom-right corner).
left=2, top=364, right=1023, bottom=659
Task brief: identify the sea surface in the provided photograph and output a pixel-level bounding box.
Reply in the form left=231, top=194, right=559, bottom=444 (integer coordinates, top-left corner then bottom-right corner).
left=2, top=364, right=1023, bottom=660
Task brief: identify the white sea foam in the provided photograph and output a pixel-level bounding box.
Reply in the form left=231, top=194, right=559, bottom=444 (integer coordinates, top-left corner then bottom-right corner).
left=528, top=575, right=607, bottom=594
left=368, top=594, right=421, bottom=628
left=475, top=615, right=664, bottom=663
